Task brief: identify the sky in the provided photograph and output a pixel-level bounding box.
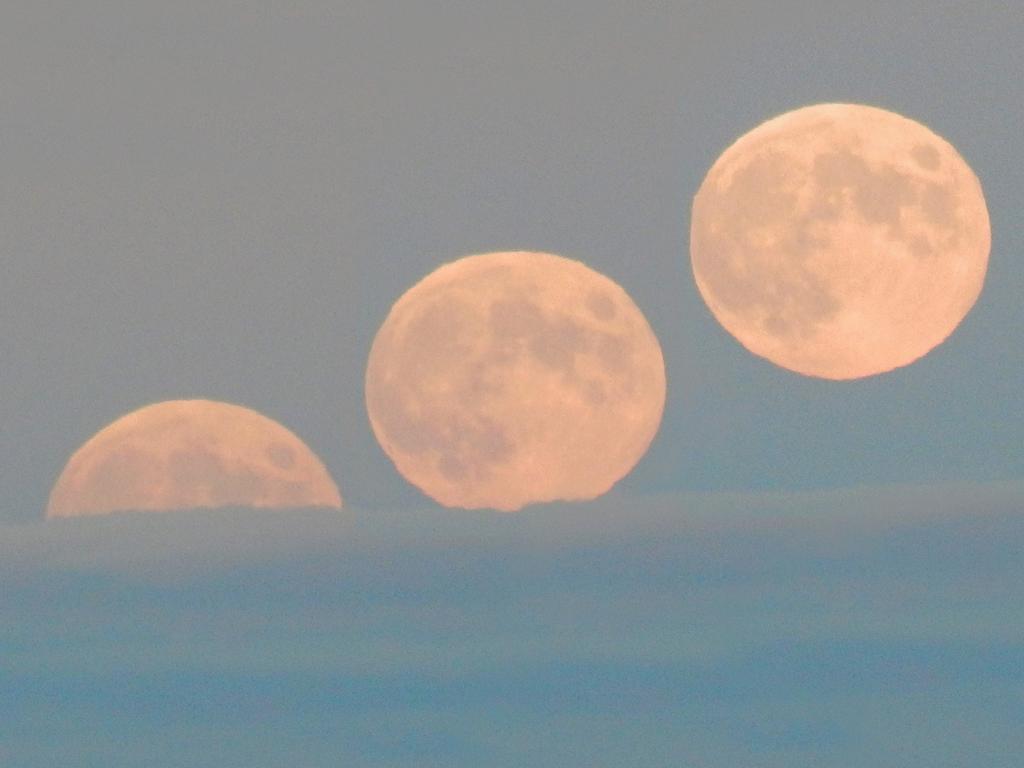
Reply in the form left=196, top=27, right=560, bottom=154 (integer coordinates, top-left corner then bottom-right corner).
left=2, top=1, right=1022, bottom=765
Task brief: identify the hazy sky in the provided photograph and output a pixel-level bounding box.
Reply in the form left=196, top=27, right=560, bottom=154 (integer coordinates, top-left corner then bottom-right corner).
left=4, top=0, right=1022, bottom=517
left=2, top=2, right=1023, bottom=765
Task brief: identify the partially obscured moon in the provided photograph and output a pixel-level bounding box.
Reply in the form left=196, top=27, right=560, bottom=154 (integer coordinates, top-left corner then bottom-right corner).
left=47, top=399, right=342, bottom=517
left=691, top=103, right=990, bottom=379
left=365, top=251, right=666, bottom=511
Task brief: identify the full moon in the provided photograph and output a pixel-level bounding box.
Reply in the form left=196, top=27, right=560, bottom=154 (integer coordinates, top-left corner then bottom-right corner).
left=365, top=251, right=666, bottom=511
left=690, top=103, right=990, bottom=379
left=47, top=399, right=342, bottom=517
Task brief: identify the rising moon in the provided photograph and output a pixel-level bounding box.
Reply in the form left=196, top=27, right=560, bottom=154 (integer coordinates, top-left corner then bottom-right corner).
left=365, top=251, right=666, bottom=511
left=47, top=399, right=342, bottom=517
left=690, top=103, right=990, bottom=379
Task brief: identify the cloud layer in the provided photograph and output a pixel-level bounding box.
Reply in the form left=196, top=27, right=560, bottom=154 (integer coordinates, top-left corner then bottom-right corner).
left=2, top=483, right=1022, bottom=766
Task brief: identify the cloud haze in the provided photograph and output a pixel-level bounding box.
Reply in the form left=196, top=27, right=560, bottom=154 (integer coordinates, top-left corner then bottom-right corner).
left=2, top=483, right=1021, bottom=766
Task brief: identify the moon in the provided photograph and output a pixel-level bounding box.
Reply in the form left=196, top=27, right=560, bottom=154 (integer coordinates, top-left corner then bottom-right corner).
left=365, top=251, right=666, bottom=511
left=47, top=399, right=342, bottom=518
left=690, top=103, right=990, bottom=379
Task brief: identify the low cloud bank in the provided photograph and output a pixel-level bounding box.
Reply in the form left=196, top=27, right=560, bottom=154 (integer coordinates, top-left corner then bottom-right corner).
left=1, top=481, right=1021, bottom=766
left=2, top=479, right=1021, bottom=575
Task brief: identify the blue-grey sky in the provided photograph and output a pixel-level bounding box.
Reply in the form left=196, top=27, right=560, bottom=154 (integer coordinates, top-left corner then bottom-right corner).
left=3, top=0, right=1022, bottom=516
left=2, top=1, right=1022, bottom=765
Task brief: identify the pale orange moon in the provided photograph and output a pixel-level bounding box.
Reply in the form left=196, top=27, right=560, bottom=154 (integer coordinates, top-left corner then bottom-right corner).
left=47, top=399, right=342, bottom=518
left=365, top=251, right=666, bottom=511
left=691, top=103, right=990, bottom=379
